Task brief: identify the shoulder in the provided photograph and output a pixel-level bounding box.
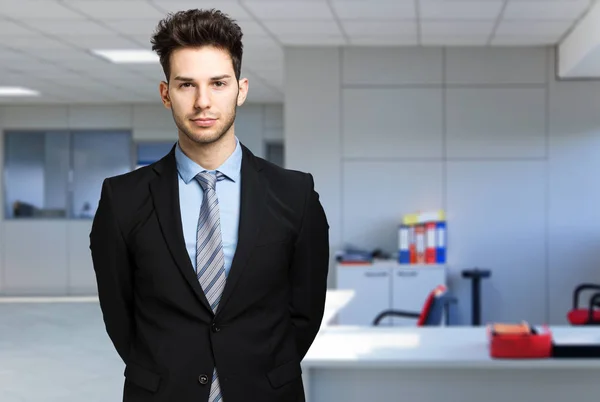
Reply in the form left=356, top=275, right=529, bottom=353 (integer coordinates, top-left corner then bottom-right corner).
left=238, top=142, right=315, bottom=199
left=98, top=154, right=166, bottom=224
left=251, top=154, right=320, bottom=227
left=102, top=163, right=157, bottom=198
left=94, top=162, right=161, bottom=237
left=254, top=155, right=314, bottom=193
left=252, top=155, right=328, bottom=231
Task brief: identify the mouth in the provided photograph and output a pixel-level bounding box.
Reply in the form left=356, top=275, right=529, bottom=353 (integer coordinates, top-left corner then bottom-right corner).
left=191, top=118, right=217, bottom=127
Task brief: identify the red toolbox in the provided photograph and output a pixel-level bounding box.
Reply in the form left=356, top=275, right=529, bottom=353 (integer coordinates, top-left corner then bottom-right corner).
left=487, top=322, right=553, bottom=359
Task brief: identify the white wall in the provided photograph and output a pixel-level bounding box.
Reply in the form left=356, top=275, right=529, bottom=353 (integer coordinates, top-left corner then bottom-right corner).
left=285, top=46, right=600, bottom=326
left=0, top=102, right=282, bottom=296
left=285, top=48, right=343, bottom=295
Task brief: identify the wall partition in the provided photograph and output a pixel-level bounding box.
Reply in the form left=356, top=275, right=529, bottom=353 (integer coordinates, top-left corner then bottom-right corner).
left=3, top=130, right=133, bottom=220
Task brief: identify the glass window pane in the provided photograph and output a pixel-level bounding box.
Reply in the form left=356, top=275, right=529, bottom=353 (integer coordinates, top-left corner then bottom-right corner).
left=136, top=141, right=175, bottom=169
left=4, top=131, right=69, bottom=219
left=71, top=131, right=132, bottom=219
left=266, top=141, right=284, bottom=167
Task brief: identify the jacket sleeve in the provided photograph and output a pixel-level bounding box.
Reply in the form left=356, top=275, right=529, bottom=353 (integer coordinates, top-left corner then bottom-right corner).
left=89, top=179, right=135, bottom=364
left=288, top=173, right=330, bottom=360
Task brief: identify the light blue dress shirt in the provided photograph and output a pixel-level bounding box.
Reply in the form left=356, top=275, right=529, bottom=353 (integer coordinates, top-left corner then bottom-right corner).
left=175, top=138, right=242, bottom=277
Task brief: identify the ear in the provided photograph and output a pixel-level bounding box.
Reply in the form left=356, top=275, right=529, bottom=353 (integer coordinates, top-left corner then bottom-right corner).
left=159, top=81, right=171, bottom=109
left=237, top=77, right=249, bottom=106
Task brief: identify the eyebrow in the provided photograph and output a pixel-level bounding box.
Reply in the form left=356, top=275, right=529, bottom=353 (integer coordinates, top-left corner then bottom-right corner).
left=173, top=75, right=232, bottom=82
left=173, top=76, right=194, bottom=82
left=210, top=74, right=232, bottom=81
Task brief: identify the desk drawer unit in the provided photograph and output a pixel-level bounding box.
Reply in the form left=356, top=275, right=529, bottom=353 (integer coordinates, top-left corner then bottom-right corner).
left=336, top=266, right=392, bottom=326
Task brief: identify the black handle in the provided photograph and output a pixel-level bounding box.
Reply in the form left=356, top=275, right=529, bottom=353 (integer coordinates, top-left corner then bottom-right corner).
left=364, top=271, right=388, bottom=278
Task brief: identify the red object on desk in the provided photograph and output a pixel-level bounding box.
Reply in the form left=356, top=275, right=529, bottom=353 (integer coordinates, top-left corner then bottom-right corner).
left=487, top=323, right=553, bottom=359
left=568, top=309, right=600, bottom=325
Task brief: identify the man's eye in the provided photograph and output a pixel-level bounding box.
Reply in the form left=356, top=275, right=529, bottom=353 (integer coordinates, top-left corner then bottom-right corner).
left=214, top=81, right=225, bottom=87
left=180, top=83, right=193, bottom=88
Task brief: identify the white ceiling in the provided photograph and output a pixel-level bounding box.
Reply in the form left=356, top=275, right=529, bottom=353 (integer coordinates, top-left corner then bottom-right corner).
left=0, top=0, right=595, bottom=104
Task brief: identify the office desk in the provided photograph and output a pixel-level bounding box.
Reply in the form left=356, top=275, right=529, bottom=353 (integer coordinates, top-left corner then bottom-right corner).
left=301, top=326, right=600, bottom=402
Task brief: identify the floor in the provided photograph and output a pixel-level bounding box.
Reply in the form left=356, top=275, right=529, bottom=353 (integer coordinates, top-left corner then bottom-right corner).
left=0, top=299, right=125, bottom=402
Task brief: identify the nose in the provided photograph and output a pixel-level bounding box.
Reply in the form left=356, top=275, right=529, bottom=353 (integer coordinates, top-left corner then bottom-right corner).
left=194, top=86, right=211, bottom=110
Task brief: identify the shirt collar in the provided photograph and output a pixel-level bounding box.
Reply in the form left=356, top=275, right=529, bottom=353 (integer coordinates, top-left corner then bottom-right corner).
left=175, top=137, right=242, bottom=184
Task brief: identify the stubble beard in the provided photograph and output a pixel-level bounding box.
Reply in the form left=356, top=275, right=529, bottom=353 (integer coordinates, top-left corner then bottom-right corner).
left=174, top=103, right=237, bottom=146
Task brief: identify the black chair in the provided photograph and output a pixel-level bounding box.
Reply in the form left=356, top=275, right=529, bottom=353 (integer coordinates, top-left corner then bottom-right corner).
left=373, top=285, right=457, bottom=326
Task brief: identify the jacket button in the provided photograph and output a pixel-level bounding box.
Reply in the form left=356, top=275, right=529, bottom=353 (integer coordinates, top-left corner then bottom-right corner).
left=211, top=323, right=221, bottom=333
left=199, top=374, right=209, bottom=385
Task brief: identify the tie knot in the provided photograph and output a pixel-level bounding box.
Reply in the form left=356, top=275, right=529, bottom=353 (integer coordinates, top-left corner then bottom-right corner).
left=195, top=171, right=225, bottom=191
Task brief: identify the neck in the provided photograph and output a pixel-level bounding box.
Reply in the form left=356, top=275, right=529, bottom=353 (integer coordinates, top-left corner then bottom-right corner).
left=178, top=131, right=236, bottom=171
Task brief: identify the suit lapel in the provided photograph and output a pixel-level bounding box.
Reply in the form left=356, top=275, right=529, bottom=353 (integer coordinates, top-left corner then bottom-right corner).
left=149, top=147, right=214, bottom=313
left=216, top=145, right=267, bottom=317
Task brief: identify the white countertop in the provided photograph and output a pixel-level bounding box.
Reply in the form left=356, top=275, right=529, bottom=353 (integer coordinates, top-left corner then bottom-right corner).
left=303, top=325, right=600, bottom=369
left=321, top=289, right=355, bottom=327
left=336, top=260, right=446, bottom=270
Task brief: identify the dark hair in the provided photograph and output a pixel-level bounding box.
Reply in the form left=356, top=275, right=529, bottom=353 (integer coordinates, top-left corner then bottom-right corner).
left=151, top=9, right=243, bottom=82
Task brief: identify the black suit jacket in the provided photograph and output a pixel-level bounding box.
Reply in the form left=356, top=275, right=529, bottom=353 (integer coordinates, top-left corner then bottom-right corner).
left=89, top=143, right=330, bottom=402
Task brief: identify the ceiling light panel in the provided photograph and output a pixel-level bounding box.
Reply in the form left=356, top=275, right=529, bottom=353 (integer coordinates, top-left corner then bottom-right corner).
left=91, top=49, right=159, bottom=63
left=0, top=87, right=40, bottom=96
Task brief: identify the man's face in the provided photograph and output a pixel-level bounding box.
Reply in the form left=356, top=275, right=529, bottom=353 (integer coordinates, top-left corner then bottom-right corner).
left=160, top=45, right=248, bottom=145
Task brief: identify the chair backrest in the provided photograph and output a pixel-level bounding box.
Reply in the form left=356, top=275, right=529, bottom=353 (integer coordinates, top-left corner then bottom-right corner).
left=417, top=284, right=448, bottom=326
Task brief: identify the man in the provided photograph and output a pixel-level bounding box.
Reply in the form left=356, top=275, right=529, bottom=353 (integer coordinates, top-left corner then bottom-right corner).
left=89, top=8, right=329, bottom=402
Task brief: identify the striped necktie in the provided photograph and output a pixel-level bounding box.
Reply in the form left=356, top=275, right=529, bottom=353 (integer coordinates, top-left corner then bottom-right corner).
left=194, top=171, right=226, bottom=402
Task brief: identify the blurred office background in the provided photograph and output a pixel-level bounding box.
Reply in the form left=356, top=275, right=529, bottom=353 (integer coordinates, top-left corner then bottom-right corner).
left=1, top=0, right=600, bottom=399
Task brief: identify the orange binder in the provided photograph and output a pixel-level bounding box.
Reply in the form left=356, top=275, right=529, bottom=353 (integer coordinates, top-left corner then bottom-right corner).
left=425, top=222, right=436, bottom=264
left=409, top=225, right=417, bottom=264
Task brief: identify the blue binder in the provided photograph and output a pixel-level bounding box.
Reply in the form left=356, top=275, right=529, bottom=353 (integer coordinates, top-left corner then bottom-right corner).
left=436, top=221, right=446, bottom=263
left=398, top=224, right=410, bottom=264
